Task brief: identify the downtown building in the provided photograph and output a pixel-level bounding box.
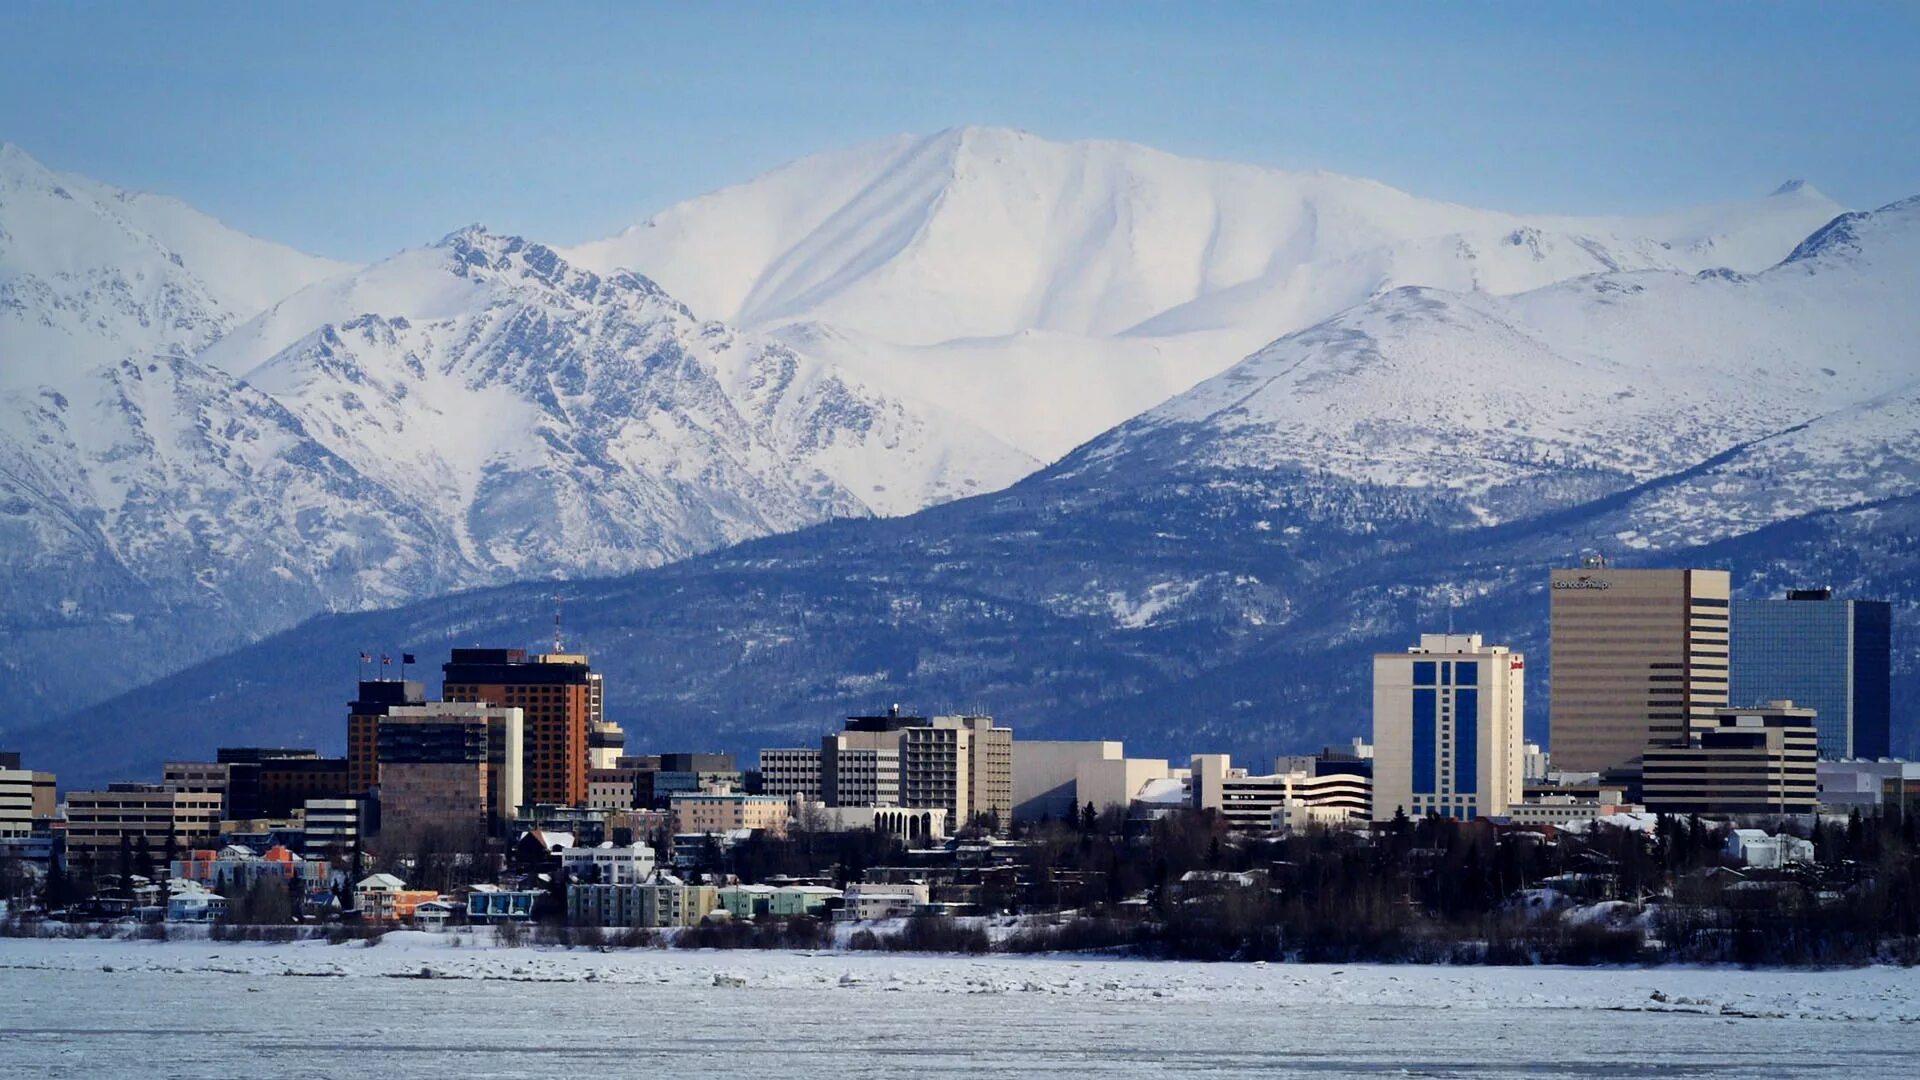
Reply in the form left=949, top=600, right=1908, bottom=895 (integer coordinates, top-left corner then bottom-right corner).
left=759, top=708, right=1013, bottom=833
left=1730, top=588, right=1892, bottom=760
left=346, top=680, right=428, bottom=796
left=64, top=784, right=223, bottom=857
left=441, top=649, right=606, bottom=807
left=1372, top=633, right=1525, bottom=822
left=0, top=752, right=56, bottom=839
left=228, top=749, right=348, bottom=820
left=1548, top=561, right=1731, bottom=777
left=374, top=702, right=525, bottom=842
left=1190, top=754, right=1373, bottom=830
left=1641, top=701, right=1819, bottom=815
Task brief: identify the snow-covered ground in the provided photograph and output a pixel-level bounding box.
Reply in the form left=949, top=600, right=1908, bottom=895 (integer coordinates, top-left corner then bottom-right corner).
left=2, top=937, right=1917, bottom=1077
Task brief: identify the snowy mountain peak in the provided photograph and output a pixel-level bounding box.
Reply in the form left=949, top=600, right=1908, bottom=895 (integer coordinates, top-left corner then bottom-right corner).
left=0, top=144, right=351, bottom=397
left=1777, top=193, right=1920, bottom=270
left=0, top=141, right=54, bottom=184
left=565, top=129, right=1851, bottom=462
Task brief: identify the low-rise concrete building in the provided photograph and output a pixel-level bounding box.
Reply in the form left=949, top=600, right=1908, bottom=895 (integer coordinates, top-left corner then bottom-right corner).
left=670, top=788, right=790, bottom=837
left=568, top=874, right=720, bottom=928
left=1724, top=829, right=1815, bottom=869
left=559, top=841, right=656, bottom=885
left=586, top=767, right=645, bottom=811
left=716, top=883, right=842, bottom=918
left=1191, top=755, right=1371, bottom=830
left=65, top=784, right=223, bottom=857
left=797, top=804, right=948, bottom=843
left=1500, top=795, right=1645, bottom=828
left=1816, top=759, right=1920, bottom=811
left=1011, top=739, right=1177, bottom=824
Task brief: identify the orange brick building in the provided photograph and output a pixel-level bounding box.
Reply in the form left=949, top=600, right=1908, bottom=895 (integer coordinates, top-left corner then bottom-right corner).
left=441, top=649, right=602, bottom=807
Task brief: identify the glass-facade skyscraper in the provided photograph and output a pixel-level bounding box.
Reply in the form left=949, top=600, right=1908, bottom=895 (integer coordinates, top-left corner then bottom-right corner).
left=1730, top=590, right=1892, bottom=760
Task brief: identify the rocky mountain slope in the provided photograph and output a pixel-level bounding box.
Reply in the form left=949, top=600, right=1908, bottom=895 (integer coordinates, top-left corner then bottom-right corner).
left=0, top=146, right=1031, bottom=720
left=25, top=195, right=1917, bottom=789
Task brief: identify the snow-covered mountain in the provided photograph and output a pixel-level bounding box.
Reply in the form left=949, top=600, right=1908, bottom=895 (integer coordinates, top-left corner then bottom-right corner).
left=1067, top=194, right=1920, bottom=534
left=25, top=192, right=1920, bottom=789
left=568, top=126, right=1847, bottom=460
left=0, top=145, right=391, bottom=715
left=0, top=133, right=1884, bottom=738
left=206, top=227, right=1033, bottom=569
left=0, top=146, right=1033, bottom=719
left=0, top=143, right=349, bottom=394
left=0, top=221, right=1033, bottom=717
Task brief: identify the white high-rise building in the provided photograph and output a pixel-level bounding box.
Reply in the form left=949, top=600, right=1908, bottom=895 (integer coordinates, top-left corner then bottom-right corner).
left=1372, top=633, right=1524, bottom=822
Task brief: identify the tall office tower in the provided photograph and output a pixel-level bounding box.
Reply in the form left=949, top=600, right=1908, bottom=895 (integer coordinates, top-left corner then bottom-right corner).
left=347, top=680, right=426, bottom=796
left=822, top=729, right=904, bottom=807
left=1372, top=633, right=1525, bottom=821
left=442, top=650, right=600, bottom=806
left=758, top=747, right=824, bottom=801
left=1548, top=560, right=1731, bottom=776
left=903, top=715, right=1013, bottom=831
left=374, top=703, right=524, bottom=842
left=1731, top=589, right=1893, bottom=760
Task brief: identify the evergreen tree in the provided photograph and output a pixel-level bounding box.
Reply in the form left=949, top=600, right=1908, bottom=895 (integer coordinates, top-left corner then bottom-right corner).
left=115, top=835, right=134, bottom=898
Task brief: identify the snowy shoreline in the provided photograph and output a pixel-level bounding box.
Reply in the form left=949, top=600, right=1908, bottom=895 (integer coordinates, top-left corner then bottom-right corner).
left=4, top=934, right=1920, bottom=1025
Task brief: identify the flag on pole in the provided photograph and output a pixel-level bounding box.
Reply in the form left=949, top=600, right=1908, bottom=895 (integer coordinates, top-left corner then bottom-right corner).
left=359, top=651, right=371, bottom=664
left=402, top=653, right=417, bottom=665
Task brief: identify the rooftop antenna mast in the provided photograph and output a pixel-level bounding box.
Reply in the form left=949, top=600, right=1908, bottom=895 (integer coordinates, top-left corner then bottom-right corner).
left=553, top=594, right=565, bottom=654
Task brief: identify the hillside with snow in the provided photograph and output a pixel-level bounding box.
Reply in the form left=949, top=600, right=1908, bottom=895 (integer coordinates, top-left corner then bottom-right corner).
left=0, top=143, right=349, bottom=393
left=27, top=194, right=1920, bottom=787
left=569, top=127, right=1847, bottom=460
left=0, top=154, right=1033, bottom=716
left=1070, top=193, right=1920, bottom=531
left=0, top=132, right=1896, bottom=740
left=211, top=228, right=1032, bottom=560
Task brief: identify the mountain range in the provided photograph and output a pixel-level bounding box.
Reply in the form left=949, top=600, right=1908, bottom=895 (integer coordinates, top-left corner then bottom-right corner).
left=569, top=127, right=1847, bottom=460
left=0, top=129, right=1913, bottom=788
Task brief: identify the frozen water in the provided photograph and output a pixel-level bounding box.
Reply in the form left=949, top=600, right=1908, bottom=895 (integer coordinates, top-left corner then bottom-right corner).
left=2, top=938, right=1917, bottom=1077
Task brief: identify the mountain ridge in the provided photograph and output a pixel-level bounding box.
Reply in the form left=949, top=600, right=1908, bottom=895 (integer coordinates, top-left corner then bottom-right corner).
left=567, top=126, right=1849, bottom=460
left=17, top=189, right=1915, bottom=791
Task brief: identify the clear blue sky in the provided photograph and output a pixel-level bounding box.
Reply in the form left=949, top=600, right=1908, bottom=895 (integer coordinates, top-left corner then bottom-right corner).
left=5, top=2, right=1916, bottom=262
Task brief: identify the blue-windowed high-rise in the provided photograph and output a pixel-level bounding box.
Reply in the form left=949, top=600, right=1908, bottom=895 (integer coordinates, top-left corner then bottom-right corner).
left=1730, top=589, right=1892, bottom=760
left=1372, top=633, right=1525, bottom=822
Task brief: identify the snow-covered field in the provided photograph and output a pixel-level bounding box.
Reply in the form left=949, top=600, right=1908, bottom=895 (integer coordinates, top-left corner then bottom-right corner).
left=2, top=937, right=1917, bottom=1077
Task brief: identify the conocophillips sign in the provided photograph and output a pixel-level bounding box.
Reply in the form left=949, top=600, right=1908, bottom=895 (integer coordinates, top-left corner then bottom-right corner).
left=1552, top=576, right=1611, bottom=590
